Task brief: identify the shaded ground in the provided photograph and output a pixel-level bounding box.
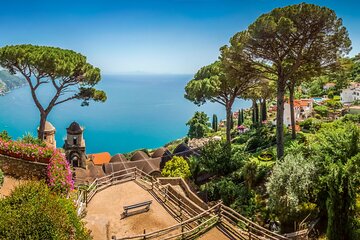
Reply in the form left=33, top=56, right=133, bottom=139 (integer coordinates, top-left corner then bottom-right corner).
left=84, top=181, right=179, bottom=240
left=197, top=226, right=232, bottom=240
left=0, top=176, right=26, bottom=197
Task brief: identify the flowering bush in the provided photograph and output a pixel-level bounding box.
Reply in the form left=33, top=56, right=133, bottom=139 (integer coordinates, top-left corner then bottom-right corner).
left=0, top=138, right=54, bottom=163
left=47, top=150, right=74, bottom=196
left=0, top=138, right=74, bottom=195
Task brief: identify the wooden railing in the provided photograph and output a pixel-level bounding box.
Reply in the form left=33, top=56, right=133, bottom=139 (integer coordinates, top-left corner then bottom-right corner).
left=75, top=168, right=291, bottom=240
left=113, top=203, right=221, bottom=240
left=220, top=205, right=289, bottom=240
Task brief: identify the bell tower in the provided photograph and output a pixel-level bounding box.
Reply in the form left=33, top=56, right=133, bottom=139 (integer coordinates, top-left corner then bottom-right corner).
left=64, top=121, right=87, bottom=168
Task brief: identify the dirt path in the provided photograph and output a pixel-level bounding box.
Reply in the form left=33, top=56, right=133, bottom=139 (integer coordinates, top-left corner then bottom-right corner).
left=84, top=181, right=179, bottom=240
left=0, top=176, right=26, bottom=197
left=197, top=227, right=232, bottom=240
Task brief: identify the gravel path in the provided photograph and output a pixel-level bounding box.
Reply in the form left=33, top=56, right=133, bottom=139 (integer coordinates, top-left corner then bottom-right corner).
left=84, top=181, right=179, bottom=240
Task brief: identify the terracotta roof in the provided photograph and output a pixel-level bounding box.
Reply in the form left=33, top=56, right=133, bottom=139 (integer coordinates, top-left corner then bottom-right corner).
left=90, top=152, right=111, bottom=165
left=291, top=99, right=313, bottom=108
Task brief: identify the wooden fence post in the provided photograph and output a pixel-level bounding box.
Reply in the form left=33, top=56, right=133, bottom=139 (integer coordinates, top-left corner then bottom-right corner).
left=181, top=223, right=185, bottom=239
left=217, top=204, right=222, bottom=224
left=143, top=229, right=146, bottom=240
left=248, top=222, right=252, bottom=240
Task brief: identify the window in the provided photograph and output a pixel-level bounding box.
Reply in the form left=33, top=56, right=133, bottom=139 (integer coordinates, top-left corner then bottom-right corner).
left=73, top=137, right=77, bottom=145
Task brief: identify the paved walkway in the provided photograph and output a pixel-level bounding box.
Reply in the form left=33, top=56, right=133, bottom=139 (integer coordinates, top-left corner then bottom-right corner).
left=84, top=181, right=179, bottom=240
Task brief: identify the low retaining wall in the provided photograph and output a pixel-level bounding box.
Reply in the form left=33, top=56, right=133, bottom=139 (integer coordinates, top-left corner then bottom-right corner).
left=158, top=177, right=208, bottom=210
left=0, top=154, right=48, bottom=180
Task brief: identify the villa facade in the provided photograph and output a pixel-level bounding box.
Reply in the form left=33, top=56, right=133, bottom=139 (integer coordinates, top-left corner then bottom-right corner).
left=283, top=99, right=314, bottom=126
left=340, top=82, right=360, bottom=103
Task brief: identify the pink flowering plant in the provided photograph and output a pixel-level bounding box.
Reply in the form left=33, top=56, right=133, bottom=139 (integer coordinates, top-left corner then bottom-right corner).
left=0, top=138, right=54, bottom=163
left=47, top=150, right=74, bottom=195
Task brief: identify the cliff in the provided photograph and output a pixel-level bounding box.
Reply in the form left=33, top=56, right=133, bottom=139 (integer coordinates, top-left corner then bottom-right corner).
left=0, top=70, right=27, bottom=95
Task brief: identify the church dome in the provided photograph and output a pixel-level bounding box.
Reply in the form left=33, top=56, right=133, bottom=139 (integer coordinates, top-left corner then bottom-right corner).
left=38, top=121, right=55, bottom=132
left=67, top=121, right=82, bottom=134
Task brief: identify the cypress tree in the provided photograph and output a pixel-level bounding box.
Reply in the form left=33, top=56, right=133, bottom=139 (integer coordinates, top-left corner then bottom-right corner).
left=237, top=110, right=241, bottom=126
left=241, top=109, right=244, bottom=124
left=212, top=114, right=218, bottom=132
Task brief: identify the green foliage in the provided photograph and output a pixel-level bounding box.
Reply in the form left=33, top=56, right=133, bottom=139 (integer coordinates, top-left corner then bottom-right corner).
left=186, top=111, right=210, bottom=139
left=245, top=125, right=276, bottom=152
left=341, top=113, right=360, bottom=124
left=185, top=60, right=257, bottom=142
left=309, top=122, right=360, bottom=239
left=0, top=169, right=3, bottom=187
left=266, top=153, right=318, bottom=229
left=19, top=132, right=46, bottom=147
left=199, top=140, right=243, bottom=176
left=314, top=105, right=329, bottom=117
left=0, top=130, right=11, bottom=141
left=325, top=99, right=343, bottom=109
left=161, top=156, right=191, bottom=179
left=0, top=181, right=91, bottom=240
left=0, top=44, right=107, bottom=139
left=299, top=118, right=322, bottom=132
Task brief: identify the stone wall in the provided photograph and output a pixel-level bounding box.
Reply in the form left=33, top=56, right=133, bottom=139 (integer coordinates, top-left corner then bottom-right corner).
left=0, top=154, right=48, bottom=180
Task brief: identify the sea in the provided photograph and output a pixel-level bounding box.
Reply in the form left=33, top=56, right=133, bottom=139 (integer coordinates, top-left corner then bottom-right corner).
left=0, top=75, right=250, bottom=155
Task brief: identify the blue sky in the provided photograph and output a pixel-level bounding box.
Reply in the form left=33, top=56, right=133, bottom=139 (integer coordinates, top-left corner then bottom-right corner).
left=1, top=0, right=360, bottom=74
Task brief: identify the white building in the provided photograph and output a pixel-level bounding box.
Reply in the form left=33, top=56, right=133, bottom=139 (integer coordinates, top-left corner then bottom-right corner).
left=283, top=99, right=314, bottom=127
left=340, top=82, right=360, bottom=104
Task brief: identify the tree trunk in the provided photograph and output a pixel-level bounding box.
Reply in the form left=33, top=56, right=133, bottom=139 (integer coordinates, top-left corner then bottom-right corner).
left=276, top=79, right=286, bottom=159
left=252, top=99, right=256, bottom=125
left=255, top=101, right=259, bottom=124
left=225, top=103, right=232, bottom=144
left=289, top=85, right=296, bottom=139
left=261, top=99, right=267, bottom=122
left=38, top=112, right=48, bottom=140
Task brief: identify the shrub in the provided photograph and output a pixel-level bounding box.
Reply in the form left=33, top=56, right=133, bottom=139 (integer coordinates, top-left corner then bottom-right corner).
left=0, top=138, right=54, bottom=163
left=199, top=140, right=240, bottom=176
left=245, top=125, right=276, bottom=152
left=0, top=130, right=11, bottom=141
left=20, top=132, right=46, bottom=147
left=0, top=169, right=3, bottom=187
left=333, top=95, right=341, bottom=101
left=314, top=105, right=329, bottom=117
left=341, top=113, right=360, bottom=124
left=0, top=181, right=91, bottom=240
left=325, top=99, right=343, bottom=109
left=266, top=153, right=318, bottom=231
left=47, top=150, right=74, bottom=196
left=161, top=156, right=191, bottom=179
left=299, top=118, right=322, bottom=132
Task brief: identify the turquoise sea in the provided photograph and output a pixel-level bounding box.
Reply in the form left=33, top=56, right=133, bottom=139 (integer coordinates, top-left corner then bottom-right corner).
left=0, top=75, right=250, bottom=155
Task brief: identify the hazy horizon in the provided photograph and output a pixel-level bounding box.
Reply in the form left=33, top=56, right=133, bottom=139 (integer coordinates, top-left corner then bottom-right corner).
left=1, top=0, right=360, bottom=75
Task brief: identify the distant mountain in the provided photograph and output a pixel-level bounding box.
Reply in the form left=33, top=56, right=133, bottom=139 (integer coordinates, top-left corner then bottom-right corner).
left=0, top=70, right=27, bottom=95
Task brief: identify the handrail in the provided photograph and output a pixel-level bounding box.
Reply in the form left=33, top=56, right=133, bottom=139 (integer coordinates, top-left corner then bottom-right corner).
left=77, top=167, right=290, bottom=240
left=114, top=203, right=221, bottom=240
left=221, top=205, right=288, bottom=240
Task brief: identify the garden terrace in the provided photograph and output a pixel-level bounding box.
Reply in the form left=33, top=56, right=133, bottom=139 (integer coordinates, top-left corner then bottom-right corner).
left=76, top=167, right=300, bottom=240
